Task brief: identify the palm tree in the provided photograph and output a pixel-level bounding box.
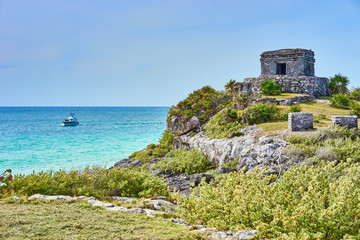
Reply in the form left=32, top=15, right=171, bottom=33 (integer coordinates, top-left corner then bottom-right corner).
left=329, top=74, right=350, bottom=95
left=225, top=79, right=240, bottom=109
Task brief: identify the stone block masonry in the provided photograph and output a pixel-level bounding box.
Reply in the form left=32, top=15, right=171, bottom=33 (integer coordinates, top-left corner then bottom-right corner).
left=288, top=112, right=314, bottom=131
left=332, top=115, right=358, bottom=129
left=238, top=49, right=329, bottom=98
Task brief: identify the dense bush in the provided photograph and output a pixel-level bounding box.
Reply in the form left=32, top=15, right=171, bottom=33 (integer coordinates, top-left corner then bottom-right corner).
left=175, top=160, right=360, bottom=239
left=155, top=149, right=211, bottom=175
left=286, top=126, right=360, bottom=163
left=3, top=167, right=167, bottom=199
left=167, top=86, right=229, bottom=123
left=240, top=103, right=286, bottom=124
left=329, top=73, right=349, bottom=95
left=129, top=130, right=174, bottom=162
left=203, top=108, right=244, bottom=138
left=330, top=94, right=351, bottom=109
left=350, top=101, right=360, bottom=117
left=261, top=79, right=281, bottom=95
left=350, top=87, right=360, bottom=101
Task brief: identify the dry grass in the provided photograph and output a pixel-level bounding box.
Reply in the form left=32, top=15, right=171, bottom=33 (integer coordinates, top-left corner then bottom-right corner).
left=258, top=101, right=354, bottom=133
left=262, top=93, right=307, bottom=99
left=0, top=201, right=204, bottom=240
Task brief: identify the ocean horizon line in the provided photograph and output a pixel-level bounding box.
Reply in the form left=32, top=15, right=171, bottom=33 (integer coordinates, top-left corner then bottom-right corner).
left=0, top=106, right=170, bottom=108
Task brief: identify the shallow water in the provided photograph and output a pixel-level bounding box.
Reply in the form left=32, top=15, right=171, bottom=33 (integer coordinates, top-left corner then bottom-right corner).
left=0, top=107, right=169, bottom=174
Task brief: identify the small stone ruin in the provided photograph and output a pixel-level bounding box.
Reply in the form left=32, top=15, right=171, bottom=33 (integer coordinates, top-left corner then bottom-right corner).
left=288, top=112, right=314, bottom=131
left=238, top=49, right=329, bottom=98
left=331, top=115, right=358, bottom=129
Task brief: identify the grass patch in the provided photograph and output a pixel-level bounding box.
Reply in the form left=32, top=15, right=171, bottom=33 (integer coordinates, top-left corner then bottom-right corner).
left=258, top=101, right=353, bottom=132
left=300, top=101, right=350, bottom=118
left=257, top=121, right=288, bottom=131
left=203, top=108, right=244, bottom=139
left=0, top=201, right=203, bottom=239
left=262, top=92, right=307, bottom=99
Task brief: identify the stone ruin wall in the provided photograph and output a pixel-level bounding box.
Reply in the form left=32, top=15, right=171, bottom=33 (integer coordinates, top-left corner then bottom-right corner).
left=261, top=49, right=315, bottom=76
left=241, top=75, right=329, bottom=98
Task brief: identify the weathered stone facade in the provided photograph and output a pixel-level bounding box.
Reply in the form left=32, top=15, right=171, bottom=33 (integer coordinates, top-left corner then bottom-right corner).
left=288, top=112, right=314, bottom=131
left=239, top=49, right=329, bottom=97
left=261, top=49, right=315, bottom=76
left=331, top=115, right=358, bottom=129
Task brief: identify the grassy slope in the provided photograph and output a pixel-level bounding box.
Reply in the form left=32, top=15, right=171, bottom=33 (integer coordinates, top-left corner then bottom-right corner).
left=258, top=101, right=353, bottom=133
left=0, top=201, right=204, bottom=240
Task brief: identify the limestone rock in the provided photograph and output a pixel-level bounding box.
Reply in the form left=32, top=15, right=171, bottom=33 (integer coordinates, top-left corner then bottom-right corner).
left=167, top=116, right=200, bottom=135
left=29, top=194, right=72, bottom=201
left=210, top=231, right=231, bottom=239
left=217, top=167, right=235, bottom=174
left=174, top=127, right=289, bottom=173
left=148, top=199, right=177, bottom=210
left=113, top=158, right=143, bottom=169
left=72, top=196, right=95, bottom=201
left=233, top=230, right=258, bottom=239
left=332, top=115, right=358, bottom=129
left=87, top=199, right=114, bottom=208
left=144, top=209, right=166, bottom=218
left=112, top=196, right=137, bottom=201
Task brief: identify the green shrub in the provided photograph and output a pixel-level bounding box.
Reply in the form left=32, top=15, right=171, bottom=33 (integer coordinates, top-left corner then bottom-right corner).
left=350, top=101, right=360, bottom=117
left=287, top=104, right=301, bottom=113
left=129, top=130, right=174, bottom=162
left=350, top=87, right=360, bottom=101
left=287, top=126, right=359, bottom=146
left=261, top=79, right=281, bottom=95
left=174, top=160, right=360, bottom=239
left=330, top=94, right=351, bottom=109
left=203, top=108, right=244, bottom=139
left=286, top=126, right=360, bottom=164
left=167, top=86, right=229, bottom=123
left=4, top=167, right=167, bottom=199
left=240, top=103, right=286, bottom=124
left=155, top=150, right=211, bottom=175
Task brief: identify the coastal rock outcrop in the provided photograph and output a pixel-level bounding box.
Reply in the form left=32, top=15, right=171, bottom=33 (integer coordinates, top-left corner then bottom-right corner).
left=167, top=116, right=200, bottom=135
left=173, top=126, right=289, bottom=170
left=157, top=172, right=214, bottom=196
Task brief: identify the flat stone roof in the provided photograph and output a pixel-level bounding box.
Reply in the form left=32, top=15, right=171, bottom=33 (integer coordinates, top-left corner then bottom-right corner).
left=261, top=48, right=314, bottom=57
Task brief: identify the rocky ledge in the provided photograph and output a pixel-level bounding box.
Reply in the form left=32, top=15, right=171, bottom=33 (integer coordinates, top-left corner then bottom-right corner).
left=173, top=126, right=290, bottom=172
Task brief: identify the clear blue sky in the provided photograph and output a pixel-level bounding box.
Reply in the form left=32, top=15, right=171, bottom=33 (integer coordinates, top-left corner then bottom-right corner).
left=1, top=0, right=359, bottom=106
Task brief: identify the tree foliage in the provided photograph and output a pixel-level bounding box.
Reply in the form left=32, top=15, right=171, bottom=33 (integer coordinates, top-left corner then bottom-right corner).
left=329, top=73, right=349, bottom=95
left=261, top=79, right=281, bottom=95
left=167, top=86, right=229, bottom=123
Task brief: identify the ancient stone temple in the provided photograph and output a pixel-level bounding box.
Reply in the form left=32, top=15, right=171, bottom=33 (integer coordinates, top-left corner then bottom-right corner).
left=239, top=49, right=329, bottom=97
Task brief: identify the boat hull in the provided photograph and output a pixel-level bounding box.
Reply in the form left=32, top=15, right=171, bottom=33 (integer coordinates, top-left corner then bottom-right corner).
left=62, top=122, right=79, bottom=126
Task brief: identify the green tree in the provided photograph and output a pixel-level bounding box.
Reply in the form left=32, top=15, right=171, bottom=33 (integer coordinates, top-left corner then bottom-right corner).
left=329, top=73, right=349, bottom=95
left=225, top=79, right=240, bottom=109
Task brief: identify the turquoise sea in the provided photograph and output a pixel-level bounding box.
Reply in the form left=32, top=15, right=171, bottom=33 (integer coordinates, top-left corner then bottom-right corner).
left=0, top=107, right=169, bottom=175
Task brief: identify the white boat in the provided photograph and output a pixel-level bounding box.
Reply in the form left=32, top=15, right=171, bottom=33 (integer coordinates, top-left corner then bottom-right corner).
left=62, top=113, right=79, bottom=126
